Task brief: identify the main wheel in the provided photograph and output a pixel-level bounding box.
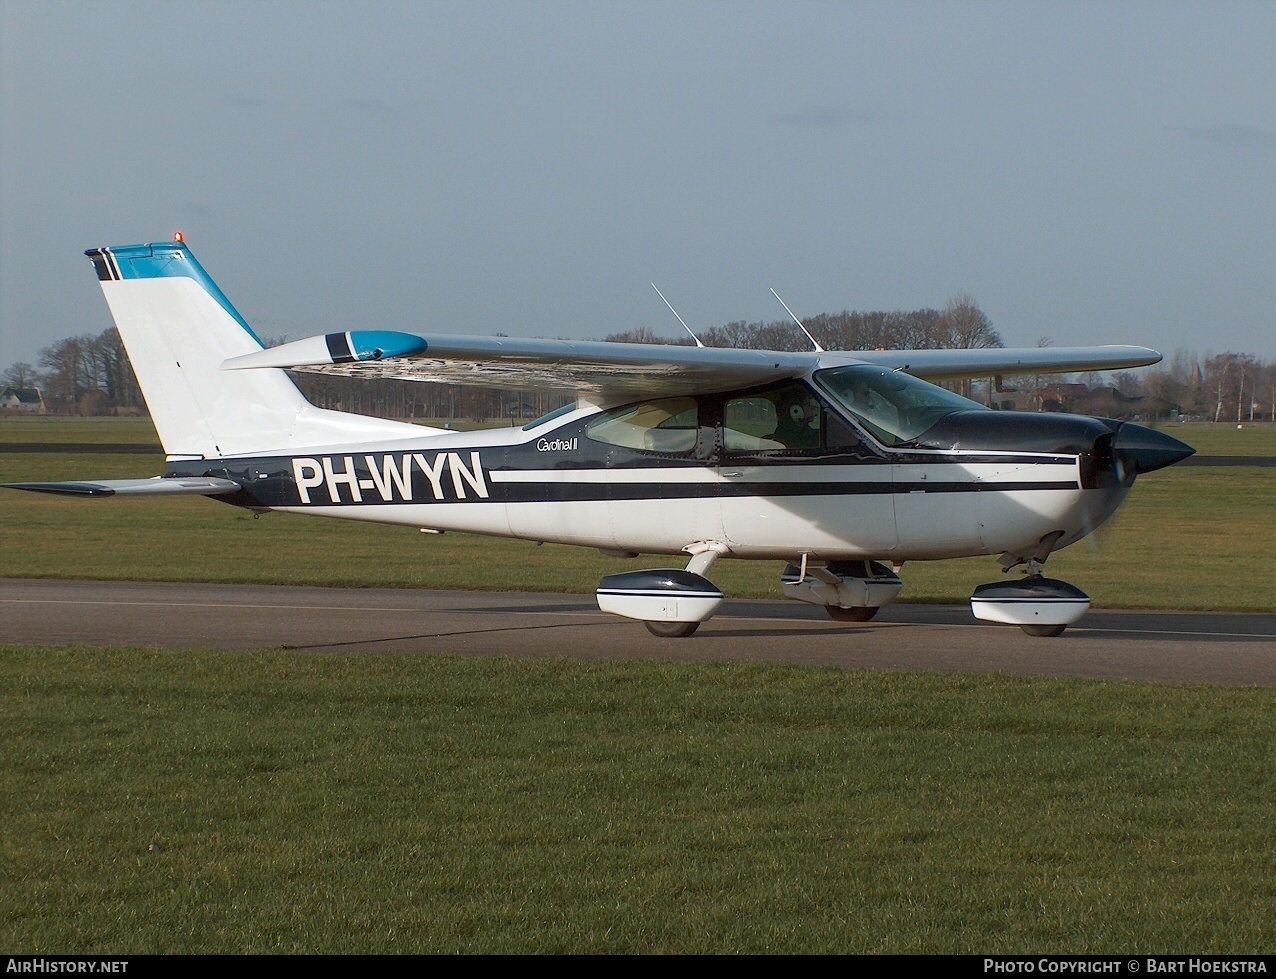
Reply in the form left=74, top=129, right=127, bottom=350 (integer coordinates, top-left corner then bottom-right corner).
left=1021, top=623, right=1067, bottom=637
left=644, top=620, right=701, bottom=638
left=825, top=605, right=879, bottom=622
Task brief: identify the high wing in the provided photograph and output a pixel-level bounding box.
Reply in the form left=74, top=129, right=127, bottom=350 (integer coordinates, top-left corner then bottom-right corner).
left=222, top=331, right=814, bottom=399
left=223, top=330, right=1161, bottom=400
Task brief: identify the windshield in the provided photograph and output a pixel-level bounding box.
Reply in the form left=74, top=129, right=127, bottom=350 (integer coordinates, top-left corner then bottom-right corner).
left=814, top=365, right=986, bottom=445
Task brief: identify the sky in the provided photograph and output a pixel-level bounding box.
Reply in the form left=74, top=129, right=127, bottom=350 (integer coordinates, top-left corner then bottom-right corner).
left=2, top=0, right=1274, bottom=373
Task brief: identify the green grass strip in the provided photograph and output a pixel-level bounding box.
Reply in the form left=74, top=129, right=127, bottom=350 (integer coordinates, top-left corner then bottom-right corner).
left=2, top=647, right=1273, bottom=953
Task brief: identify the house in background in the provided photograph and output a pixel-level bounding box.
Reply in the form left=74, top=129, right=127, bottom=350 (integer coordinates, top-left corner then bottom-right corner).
left=987, top=380, right=1181, bottom=422
left=0, top=386, right=45, bottom=413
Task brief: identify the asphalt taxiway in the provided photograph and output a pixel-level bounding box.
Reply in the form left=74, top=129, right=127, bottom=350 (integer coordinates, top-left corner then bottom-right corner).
left=2, top=578, right=1273, bottom=686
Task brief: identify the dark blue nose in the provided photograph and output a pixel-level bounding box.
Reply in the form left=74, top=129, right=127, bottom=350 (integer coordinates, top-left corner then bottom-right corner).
left=1110, top=422, right=1195, bottom=475
left=912, top=410, right=1195, bottom=487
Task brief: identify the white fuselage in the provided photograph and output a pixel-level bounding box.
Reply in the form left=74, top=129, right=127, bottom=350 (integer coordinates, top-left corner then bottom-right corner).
left=256, top=415, right=1128, bottom=563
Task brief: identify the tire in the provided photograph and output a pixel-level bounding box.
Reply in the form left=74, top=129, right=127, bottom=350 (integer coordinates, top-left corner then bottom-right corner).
left=644, top=620, right=701, bottom=638
left=825, top=605, right=879, bottom=622
left=1021, top=623, right=1067, bottom=637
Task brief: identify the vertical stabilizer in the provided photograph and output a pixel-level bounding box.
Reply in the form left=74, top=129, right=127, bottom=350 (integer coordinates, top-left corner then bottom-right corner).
left=87, top=241, right=421, bottom=457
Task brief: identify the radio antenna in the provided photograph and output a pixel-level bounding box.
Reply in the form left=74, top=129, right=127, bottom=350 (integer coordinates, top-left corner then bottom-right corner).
left=651, top=283, right=704, bottom=347
left=770, top=288, right=824, bottom=352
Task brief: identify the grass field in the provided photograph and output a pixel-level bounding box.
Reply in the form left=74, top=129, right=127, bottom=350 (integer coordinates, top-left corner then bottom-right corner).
left=0, top=415, right=161, bottom=444
left=1166, top=420, right=1276, bottom=456
left=3, top=647, right=1273, bottom=954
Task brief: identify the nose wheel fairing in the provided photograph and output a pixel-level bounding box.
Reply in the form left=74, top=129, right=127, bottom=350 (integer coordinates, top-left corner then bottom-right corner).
left=970, top=576, right=1091, bottom=636
left=595, top=568, right=724, bottom=626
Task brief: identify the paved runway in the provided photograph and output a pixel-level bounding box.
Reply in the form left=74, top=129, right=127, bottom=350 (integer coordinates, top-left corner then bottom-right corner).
left=2, top=578, right=1273, bottom=686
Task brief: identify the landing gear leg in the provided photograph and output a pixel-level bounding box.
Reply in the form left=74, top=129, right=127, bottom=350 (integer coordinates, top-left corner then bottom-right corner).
left=683, top=541, right=728, bottom=578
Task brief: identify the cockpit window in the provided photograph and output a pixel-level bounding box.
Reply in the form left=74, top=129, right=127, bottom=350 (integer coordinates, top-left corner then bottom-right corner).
left=585, top=397, right=698, bottom=453
left=814, top=365, right=986, bottom=445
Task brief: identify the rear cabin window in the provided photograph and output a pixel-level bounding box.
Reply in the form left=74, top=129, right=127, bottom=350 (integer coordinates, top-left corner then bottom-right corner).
left=585, top=398, right=699, bottom=453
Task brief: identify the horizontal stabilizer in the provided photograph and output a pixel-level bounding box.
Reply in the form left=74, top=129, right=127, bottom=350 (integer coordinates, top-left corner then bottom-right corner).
left=2, top=477, right=242, bottom=498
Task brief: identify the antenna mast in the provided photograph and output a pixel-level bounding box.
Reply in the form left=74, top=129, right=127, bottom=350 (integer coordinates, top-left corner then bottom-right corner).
left=770, top=288, right=824, bottom=352
left=651, top=284, right=704, bottom=347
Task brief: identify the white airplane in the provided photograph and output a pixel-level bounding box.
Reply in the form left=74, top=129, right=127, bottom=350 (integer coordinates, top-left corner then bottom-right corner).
left=5, top=238, right=1194, bottom=637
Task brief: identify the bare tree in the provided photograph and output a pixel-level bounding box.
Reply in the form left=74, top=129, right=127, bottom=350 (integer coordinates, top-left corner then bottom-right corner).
left=603, top=326, right=692, bottom=345
left=1202, top=352, right=1264, bottom=422
left=39, top=335, right=92, bottom=411
left=939, top=294, right=1002, bottom=396
left=2, top=362, right=38, bottom=389
left=940, top=294, right=1002, bottom=349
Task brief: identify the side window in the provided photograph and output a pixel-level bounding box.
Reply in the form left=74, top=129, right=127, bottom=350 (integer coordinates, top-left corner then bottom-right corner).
left=724, top=383, right=823, bottom=452
left=825, top=412, right=865, bottom=450
left=585, top=397, right=698, bottom=454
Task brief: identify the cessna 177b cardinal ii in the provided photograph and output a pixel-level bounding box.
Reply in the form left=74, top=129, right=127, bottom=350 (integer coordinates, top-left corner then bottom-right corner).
left=4, top=238, right=1194, bottom=637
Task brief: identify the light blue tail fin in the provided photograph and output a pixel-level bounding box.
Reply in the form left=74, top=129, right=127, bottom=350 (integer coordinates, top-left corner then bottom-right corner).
left=87, top=240, right=421, bottom=458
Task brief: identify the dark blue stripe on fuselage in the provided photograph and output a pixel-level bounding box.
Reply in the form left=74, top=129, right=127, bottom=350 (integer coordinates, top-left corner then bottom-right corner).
left=166, top=452, right=1080, bottom=509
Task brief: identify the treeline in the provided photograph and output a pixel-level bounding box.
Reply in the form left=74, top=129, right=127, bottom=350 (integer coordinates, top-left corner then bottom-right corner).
left=4, top=295, right=1271, bottom=423
left=3, top=329, right=144, bottom=415
left=1105, top=351, right=1276, bottom=423
left=606, top=294, right=1002, bottom=353
left=5, top=295, right=999, bottom=419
